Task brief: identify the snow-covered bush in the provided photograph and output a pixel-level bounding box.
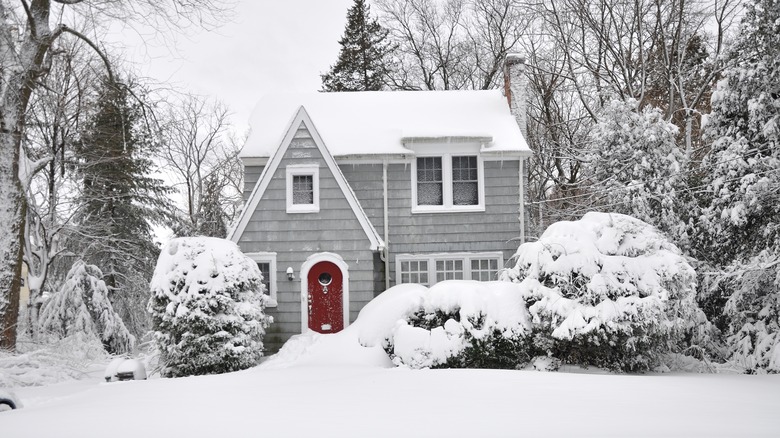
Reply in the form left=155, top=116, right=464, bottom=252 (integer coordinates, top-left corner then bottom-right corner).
left=588, top=99, right=689, bottom=247
left=716, top=250, right=780, bottom=373
left=501, top=212, right=708, bottom=372
left=148, top=237, right=272, bottom=377
left=389, top=281, right=533, bottom=369
left=38, top=261, right=134, bottom=354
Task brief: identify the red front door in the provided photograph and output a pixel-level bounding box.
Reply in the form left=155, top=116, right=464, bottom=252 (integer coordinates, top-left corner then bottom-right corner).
left=307, top=261, right=344, bottom=334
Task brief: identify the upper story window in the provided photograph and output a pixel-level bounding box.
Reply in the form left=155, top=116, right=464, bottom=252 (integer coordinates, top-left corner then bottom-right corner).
left=412, top=154, right=484, bottom=213
left=286, top=164, right=319, bottom=213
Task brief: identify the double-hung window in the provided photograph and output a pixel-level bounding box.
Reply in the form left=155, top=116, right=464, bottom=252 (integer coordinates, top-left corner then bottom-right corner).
left=412, top=155, right=484, bottom=212
left=286, top=164, right=319, bottom=213
left=396, top=252, right=502, bottom=285
left=246, top=252, right=277, bottom=307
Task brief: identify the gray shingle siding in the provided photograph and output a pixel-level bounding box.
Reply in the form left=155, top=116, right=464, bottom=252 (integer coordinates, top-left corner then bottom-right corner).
left=339, top=160, right=521, bottom=285
left=243, top=165, right=264, bottom=202
left=237, top=122, right=377, bottom=353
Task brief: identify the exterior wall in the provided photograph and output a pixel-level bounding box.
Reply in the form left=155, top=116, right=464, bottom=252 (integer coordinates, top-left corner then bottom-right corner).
left=339, top=159, right=521, bottom=288
left=237, top=122, right=377, bottom=353
left=243, top=164, right=264, bottom=202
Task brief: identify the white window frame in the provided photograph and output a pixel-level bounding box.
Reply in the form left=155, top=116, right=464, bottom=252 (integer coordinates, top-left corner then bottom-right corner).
left=411, top=154, right=485, bottom=213
left=246, top=252, right=277, bottom=307
left=286, top=164, right=320, bottom=213
left=395, top=252, right=503, bottom=285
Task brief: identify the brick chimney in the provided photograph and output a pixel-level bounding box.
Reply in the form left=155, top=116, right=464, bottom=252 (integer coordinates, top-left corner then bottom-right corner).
left=503, top=53, right=527, bottom=139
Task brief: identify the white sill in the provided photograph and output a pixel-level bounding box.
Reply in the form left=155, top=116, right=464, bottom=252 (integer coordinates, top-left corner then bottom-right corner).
left=411, top=205, right=485, bottom=214
left=264, top=298, right=278, bottom=308
left=286, top=204, right=319, bottom=214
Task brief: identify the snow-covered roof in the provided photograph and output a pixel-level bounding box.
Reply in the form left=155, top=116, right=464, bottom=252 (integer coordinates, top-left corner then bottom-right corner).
left=241, top=90, right=530, bottom=158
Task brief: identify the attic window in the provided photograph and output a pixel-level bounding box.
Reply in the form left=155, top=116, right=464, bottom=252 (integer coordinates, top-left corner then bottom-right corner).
left=412, top=155, right=484, bottom=213
left=286, top=164, right=320, bottom=213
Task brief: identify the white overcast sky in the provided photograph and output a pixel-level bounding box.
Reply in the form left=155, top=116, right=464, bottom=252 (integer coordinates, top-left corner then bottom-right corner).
left=105, top=0, right=354, bottom=133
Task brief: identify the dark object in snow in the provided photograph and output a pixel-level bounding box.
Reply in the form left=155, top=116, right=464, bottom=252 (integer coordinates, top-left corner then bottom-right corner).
left=104, top=358, right=147, bottom=382
left=0, top=390, right=21, bottom=411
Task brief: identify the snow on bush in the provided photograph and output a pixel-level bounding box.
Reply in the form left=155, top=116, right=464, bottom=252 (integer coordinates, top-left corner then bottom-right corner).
left=390, top=281, right=533, bottom=369
left=718, top=250, right=780, bottom=373
left=148, top=237, right=272, bottom=377
left=38, top=261, right=134, bottom=355
left=501, top=212, right=707, bottom=371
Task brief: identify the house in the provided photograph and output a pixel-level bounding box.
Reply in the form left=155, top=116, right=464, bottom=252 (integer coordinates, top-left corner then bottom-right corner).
left=229, top=55, right=531, bottom=352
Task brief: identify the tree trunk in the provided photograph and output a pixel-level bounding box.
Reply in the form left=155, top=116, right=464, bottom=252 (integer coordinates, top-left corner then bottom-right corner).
left=0, top=2, right=53, bottom=350
left=0, top=129, right=27, bottom=351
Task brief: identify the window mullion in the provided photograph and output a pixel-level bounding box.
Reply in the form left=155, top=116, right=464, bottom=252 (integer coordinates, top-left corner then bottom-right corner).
left=443, top=155, right=453, bottom=207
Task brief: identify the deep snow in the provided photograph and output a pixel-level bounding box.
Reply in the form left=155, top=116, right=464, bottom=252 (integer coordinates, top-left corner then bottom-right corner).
left=2, top=363, right=778, bottom=437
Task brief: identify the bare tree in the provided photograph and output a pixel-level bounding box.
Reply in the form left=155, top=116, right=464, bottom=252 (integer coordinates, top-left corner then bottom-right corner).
left=21, top=36, right=101, bottom=341
left=158, top=93, right=241, bottom=237
left=377, top=0, right=529, bottom=90
left=0, top=0, right=231, bottom=350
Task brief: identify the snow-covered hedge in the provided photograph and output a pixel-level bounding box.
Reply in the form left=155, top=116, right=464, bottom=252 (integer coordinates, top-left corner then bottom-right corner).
left=148, top=237, right=272, bottom=377
left=39, top=261, right=134, bottom=355
left=391, top=281, right=533, bottom=369
left=501, top=212, right=707, bottom=371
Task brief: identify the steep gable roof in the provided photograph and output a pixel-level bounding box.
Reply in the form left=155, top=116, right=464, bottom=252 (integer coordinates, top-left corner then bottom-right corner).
left=229, top=107, right=385, bottom=251
left=241, top=90, right=530, bottom=159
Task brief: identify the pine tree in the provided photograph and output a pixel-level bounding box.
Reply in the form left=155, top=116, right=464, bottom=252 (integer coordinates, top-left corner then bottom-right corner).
left=148, top=237, right=271, bottom=377
left=321, top=0, right=393, bottom=91
left=73, top=78, right=170, bottom=338
left=697, top=0, right=780, bottom=373
left=194, top=175, right=228, bottom=238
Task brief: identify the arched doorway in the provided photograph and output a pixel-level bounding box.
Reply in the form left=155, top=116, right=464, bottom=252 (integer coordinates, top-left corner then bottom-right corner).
left=301, top=253, right=349, bottom=334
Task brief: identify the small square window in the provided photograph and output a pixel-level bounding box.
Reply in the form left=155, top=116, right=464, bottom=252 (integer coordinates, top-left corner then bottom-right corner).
left=400, top=260, right=429, bottom=285
left=435, top=259, right=463, bottom=282
left=286, top=165, right=319, bottom=213
left=471, top=258, right=499, bottom=281
left=292, top=175, right=314, bottom=204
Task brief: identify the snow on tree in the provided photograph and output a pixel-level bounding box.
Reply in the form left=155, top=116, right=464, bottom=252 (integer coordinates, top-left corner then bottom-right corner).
left=38, top=261, right=134, bottom=355
left=148, top=237, right=272, bottom=377
left=501, top=212, right=709, bottom=371
left=696, top=0, right=780, bottom=373
left=588, top=99, right=689, bottom=247
left=321, top=0, right=394, bottom=91
left=73, top=78, right=170, bottom=338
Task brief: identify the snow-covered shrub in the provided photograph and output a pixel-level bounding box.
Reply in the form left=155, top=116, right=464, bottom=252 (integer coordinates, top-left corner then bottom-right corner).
left=588, top=99, right=689, bottom=246
left=501, top=212, right=707, bottom=372
left=389, top=281, right=533, bottom=369
left=148, top=237, right=272, bottom=377
left=38, top=261, right=134, bottom=354
left=715, top=250, right=780, bottom=373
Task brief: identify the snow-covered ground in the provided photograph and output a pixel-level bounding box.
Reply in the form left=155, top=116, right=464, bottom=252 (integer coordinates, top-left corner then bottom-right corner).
left=2, top=359, right=779, bottom=437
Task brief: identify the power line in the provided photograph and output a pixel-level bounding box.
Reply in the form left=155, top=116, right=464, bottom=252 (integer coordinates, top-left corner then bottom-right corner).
left=528, top=147, right=772, bottom=206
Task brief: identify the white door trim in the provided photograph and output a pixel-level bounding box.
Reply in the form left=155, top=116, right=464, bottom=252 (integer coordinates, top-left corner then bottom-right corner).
left=300, top=252, right=350, bottom=334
